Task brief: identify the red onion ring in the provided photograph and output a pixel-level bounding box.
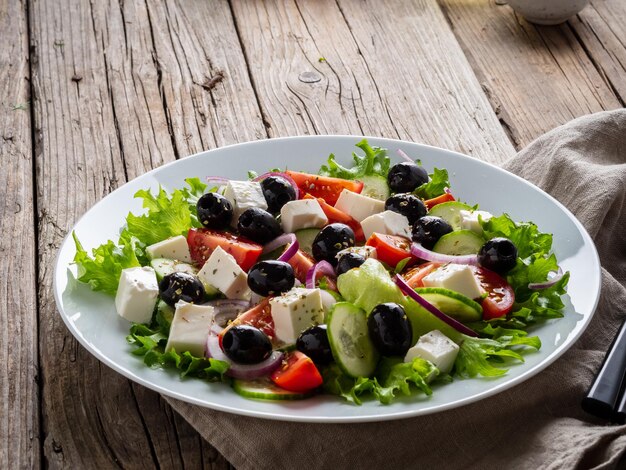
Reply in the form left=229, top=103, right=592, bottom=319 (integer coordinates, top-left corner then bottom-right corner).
left=206, top=176, right=230, bottom=187
left=205, top=334, right=284, bottom=380
left=203, top=299, right=250, bottom=334
left=263, top=233, right=298, bottom=254
left=396, top=149, right=414, bottom=163
left=528, top=267, right=564, bottom=290
left=410, top=243, right=479, bottom=266
left=394, top=274, right=478, bottom=337
left=306, top=261, right=336, bottom=289
left=444, top=187, right=452, bottom=195
left=253, top=171, right=301, bottom=199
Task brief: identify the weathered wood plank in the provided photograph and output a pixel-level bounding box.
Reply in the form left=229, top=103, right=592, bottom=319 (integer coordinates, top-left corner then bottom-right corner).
left=229, top=0, right=515, bottom=163
left=438, top=0, right=622, bottom=149
left=0, top=0, right=39, bottom=468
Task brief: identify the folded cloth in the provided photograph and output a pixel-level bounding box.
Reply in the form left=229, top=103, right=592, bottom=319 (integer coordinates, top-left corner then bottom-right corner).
left=166, top=110, right=626, bottom=470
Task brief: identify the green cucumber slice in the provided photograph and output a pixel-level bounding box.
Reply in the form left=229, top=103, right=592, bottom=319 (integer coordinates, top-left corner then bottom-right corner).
left=327, top=302, right=379, bottom=378
left=360, top=175, right=390, bottom=200
left=432, top=230, right=484, bottom=255
left=155, top=300, right=175, bottom=333
left=149, top=258, right=220, bottom=297
left=294, top=228, right=321, bottom=256
left=414, top=287, right=482, bottom=322
left=428, top=201, right=473, bottom=230
left=233, top=378, right=313, bottom=400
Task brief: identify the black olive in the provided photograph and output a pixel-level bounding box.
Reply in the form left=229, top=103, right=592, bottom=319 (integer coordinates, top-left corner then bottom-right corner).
left=261, top=176, right=297, bottom=214
left=336, top=252, right=366, bottom=276
left=478, top=237, right=518, bottom=274
left=196, top=192, right=233, bottom=229
left=367, top=303, right=413, bottom=356
left=385, top=193, right=427, bottom=225
left=387, top=162, right=429, bottom=193
left=311, top=223, right=355, bottom=266
left=296, top=325, right=333, bottom=365
left=237, top=207, right=283, bottom=244
left=159, top=272, right=205, bottom=306
left=247, top=260, right=295, bottom=296
left=222, top=325, right=273, bottom=364
left=412, top=216, right=453, bottom=249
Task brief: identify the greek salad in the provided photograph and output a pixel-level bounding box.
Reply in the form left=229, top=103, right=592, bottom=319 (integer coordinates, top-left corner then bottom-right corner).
left=72, top=140, right=569, bottom=404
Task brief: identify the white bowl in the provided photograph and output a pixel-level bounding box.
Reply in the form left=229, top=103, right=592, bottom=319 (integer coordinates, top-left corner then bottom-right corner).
left=505, top=0, right=590, bottom=25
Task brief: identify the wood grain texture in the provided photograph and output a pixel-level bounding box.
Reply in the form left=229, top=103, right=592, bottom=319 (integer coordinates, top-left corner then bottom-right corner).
left=439, top=0, right=622, bottom=149
left=0, top=0, right=39, bottom=468
left=230, top=0, right=515, bottom=164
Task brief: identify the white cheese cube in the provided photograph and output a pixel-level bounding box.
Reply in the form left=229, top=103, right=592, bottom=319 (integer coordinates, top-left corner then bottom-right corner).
left=114, top=266, right=159, bottom=324
left=165, top=301, right=214, bottom=357
left=336, top=245, right=377, bottom=261
left=422, top=263, right=485, bottom=299
left=280, top=199, right=328, bottom=233
left=269, top=288, right=324, bottom=344
left=145, top=235, right=192, bottom=263
left=334, top=189, right=385, bottom=223
left=360, top=210, right=411, bottom=240
left=404, top=330, right=459, bottom=374
left=459, top=210, right=493, bottom=234
left=197, top=246, right=251, bottom=300
left=223, top=180, right=268, bottom=227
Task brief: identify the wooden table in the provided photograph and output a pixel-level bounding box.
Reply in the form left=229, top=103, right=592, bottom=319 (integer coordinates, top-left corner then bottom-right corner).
left=2, top=0, right=624, bottom=467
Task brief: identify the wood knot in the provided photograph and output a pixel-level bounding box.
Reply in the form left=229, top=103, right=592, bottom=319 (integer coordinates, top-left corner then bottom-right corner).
left=298, top=71, right=321, bottom=83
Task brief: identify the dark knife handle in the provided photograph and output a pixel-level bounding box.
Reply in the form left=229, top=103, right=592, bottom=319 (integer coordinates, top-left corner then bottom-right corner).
left=614, top=379, right=626, bottom=424
left=581, top=317, right=626, bottom=421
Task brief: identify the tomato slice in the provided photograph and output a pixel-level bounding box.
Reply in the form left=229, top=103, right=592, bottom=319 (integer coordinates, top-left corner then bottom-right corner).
left=424, top=192, right=455, bottom=209
left=303, top=193, right=364, bottom=241
left=288, top=248, right=315, bottom=283
left=471, top=266, right=515, bottom=320
left=219, top=299, right=274, bottom=346
left=285, top=171, right=363, bottom=206
left=366, top=233, right=414, bottom=268
left=270, top=351, right=323, bottom=393
left=187, top=228, right=262, bottom=271
left=402, top=262, right=441, bottom=288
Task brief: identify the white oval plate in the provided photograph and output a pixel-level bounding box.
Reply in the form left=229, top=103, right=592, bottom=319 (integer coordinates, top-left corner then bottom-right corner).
left=54, top=136, right=601, bottom=423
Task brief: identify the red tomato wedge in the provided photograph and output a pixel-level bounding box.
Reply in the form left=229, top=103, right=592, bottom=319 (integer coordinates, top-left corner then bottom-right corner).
left=285, top=171, right=363, bottom=206
left=270, top=351, right=323, bottom=393
left=303, top=193, right=364, bottom=241
left=470, top=266, right=515, bottom=320
left=219, top=299, right=274, bottom=346
left=424, top=192, right=455, bottom=209
left=187, top=228, right=262, bottom=271
left=366, top=233, right=414, bottom=268
left=288, top=249, right=315, bottom=284
left=402, top=262, right=441, bottom=288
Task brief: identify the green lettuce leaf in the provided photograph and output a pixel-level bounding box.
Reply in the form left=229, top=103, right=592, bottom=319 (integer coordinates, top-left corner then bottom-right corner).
left=319, top=139, right=390, bottom=180
left=414, top=167, right=450, bottom=199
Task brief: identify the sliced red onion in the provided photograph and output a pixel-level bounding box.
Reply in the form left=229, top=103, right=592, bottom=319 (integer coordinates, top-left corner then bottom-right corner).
left=396, top=148, right=414, bottom=163
left=263, top=233, right=298, bottom=254
left=306, top=261, right=336, bottom=289
left=204, top=299, right=250, bottom=333
left=206, top=176, right=230, bottom=187
left=205, top=334, right=284, bottom=380
left=410, top=243, right=479, bottom=266
left=528, top=267, right=564, bottom=290
left=394, top=274, right=478, bottom=337
left=253, top=171, right=301, bottom=199
left=444, top=187, right=452, bottom=195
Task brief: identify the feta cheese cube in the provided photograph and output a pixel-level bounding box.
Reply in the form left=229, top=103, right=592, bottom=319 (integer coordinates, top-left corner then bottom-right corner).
left=360, top=210, right=411, bottom=240
left=422, top=263, right=485, bottom=299
left=404, top=330, right=459, bottom=374
left=165, top=301, right=214, bottom=357
left=197, top=246, right=251, bottom=300
left=459, top=210, right=493, bottom=234
left=223, top=180, right=268, bottom=227
left=334, top=189, right=385, bottom=222
left=336, top=245, right=377, bottom=260
left=269, top=288, right=324, bottom=344
left=114, top=266, right=159, bottom=324
left=280, top=199, right=328, bottom=233
left=145, top=235, right=192, bottom=263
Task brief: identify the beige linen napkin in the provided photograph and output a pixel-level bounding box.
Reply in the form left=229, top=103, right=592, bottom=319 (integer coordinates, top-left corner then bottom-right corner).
left=166, top=110, right=626, bottom=470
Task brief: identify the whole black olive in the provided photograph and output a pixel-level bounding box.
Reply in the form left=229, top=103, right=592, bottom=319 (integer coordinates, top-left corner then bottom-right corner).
left=384, top=193, right=427, bottom=225
left=247, top=260, right=295, bottom=296
left=387, top=162, right=429, bottom=193
left=222, top=325, right=273, bottom=364
left=196, top=192, right=233, bottom=229
left=367, top=303, right=412, bottom=356
left=336, top=252, right=366, bottom=276
left=412, top=216, right=453, bottom=249
left=261, top=176, right=297, bottom=214
left=311, top=223, right=355, bottom=266
left=237, top=207, right=283, bottom=244
left=296, top=325, right=333, bottom=365
left=478, top=237, right=518, bottom=274
left=159, top=272, right=205, bottom=306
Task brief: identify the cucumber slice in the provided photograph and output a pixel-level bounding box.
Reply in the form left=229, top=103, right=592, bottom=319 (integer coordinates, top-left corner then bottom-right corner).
left=428, top=201, right=473, bottom=230
left=433, top=230, right=484, bottom=255
left=414, top=287, right=482, bottom=322
left=149, top=258, right=220, bottom=297
left=155, top=300, right=175, bottom=332
left=360, top=175, right=390, bottom=201
left=327, top=302, right=379, bottom=378
left=233, top=378, right=313, bottom=400
left=294, top=228, right=321, bottom=256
